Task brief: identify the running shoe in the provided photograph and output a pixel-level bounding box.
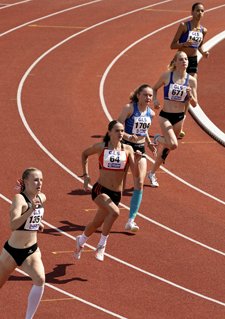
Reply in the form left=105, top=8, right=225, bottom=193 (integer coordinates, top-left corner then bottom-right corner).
left=147, top=172, right=159, bottom=187
left=125, top=221, right=139, bottom=232
left=95, top=245, right=106, bottom=262
left=179, top=128, right=185, bottom=138
left=74, top=236, right=84, bottom=260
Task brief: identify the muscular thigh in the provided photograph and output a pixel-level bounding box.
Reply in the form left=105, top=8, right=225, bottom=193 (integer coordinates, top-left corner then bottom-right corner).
left=0, top=248, right=17, bottom=287
left=159, top=117, right=176, bottom=144
left=94, top=194, right=119, bottom=216
left=22, top=249, right=45, bottom=284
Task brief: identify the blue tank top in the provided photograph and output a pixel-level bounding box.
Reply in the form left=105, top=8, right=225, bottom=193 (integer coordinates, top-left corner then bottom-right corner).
left=124, top=103, right=152, bottom=136
left=179, top=21, right=203, bottom=49
left=164, top=72, right=189, bottom=103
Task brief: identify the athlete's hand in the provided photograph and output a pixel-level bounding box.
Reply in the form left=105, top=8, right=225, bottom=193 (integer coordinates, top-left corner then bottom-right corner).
left=38, top=223, right=44, bottom=233
left=128, top=135, right=138, bottom=143
left=148, top=143, right=158, bottom=157
left=184, top=39, right=194, bottom=47
left=134, top=150, right=142, bottom=163
left=153, top=100, right=160, bottom=109
left=84, top=175, right=91, bottom=191
left=203, top=51, right=209, bottom=58
left=186, top=84, right=192, bottom=97
left=31, top=197, right=41, bottom=210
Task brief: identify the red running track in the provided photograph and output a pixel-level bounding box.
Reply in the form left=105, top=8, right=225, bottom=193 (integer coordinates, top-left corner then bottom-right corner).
left=0, top=0, right=225, bottom=318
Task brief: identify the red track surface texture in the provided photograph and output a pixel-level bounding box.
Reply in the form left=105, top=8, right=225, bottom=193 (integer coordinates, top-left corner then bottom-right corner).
left=0, top=1, right=224, bottom=318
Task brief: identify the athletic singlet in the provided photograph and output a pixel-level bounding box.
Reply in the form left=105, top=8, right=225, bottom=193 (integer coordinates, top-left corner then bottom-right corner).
left=99, top=141, right=128, bottom=171
left=164, top=72, right=189, bottom=103
left=16, top=193, right=44, bottom=231
left=179, top=21, right=203, bottom=49
left=124, top=103, right=152, bottom=136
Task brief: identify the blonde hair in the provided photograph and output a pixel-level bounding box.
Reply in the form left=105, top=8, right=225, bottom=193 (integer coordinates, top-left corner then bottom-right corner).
left=15, top=168, right=42, bottom=192
left=167, top=51, right=188, bottom=72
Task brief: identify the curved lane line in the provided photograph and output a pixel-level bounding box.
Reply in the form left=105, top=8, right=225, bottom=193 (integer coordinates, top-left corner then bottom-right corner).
left=15, top=2, right=225, bottom=258
left=0, top=0, right=102, bottom=37
left=0, top=0, right=31, bottom=10
left=1, top=194, right=225, bottom=308
left=99, top=6, right=225, bottom=205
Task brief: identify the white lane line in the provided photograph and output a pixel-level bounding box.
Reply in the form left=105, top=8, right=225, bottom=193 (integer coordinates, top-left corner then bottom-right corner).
left=0, top=0, right=172, bottom=38
left=1, top=191, right=225, bottom=257
left=99, top=6, right=225, bottom=201
left=14, top=0, right=224, bottom=259
left=1, top=194, right=225, bottom=308
left=0, top=0, right=102, bottom=37
left=0, top=0, right=31, bottom=9
left=15, top=269, right=127, bottom=318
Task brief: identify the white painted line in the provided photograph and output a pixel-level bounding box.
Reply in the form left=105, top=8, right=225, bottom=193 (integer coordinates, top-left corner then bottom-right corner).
left=1, top=193, right=225, bottom=307
left=99, top=5, right=225, bottom=147
left=15, top=269, right=127, bottom=318
left=189, top=31, right=225, bottom=146
left=0, top=0, right=102, bottom=36
left=0, top=0, right=31, bottom=10
left=14, top=1, right=224, bottom=257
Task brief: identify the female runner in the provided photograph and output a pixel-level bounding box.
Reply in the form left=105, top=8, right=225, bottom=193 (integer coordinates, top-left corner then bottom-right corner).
left=74, top=120, right=142, bottom=262
left=147, top=51, right=197, bottom=186
left=117, top=84, right=157, bottom=231
left=0, top=168, right=46, bottom=319
left=170, top=2, right=209, bottom=137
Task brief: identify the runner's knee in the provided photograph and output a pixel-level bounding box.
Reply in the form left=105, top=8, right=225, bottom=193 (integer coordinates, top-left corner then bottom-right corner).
left=110, top=207, right=120, bottom=219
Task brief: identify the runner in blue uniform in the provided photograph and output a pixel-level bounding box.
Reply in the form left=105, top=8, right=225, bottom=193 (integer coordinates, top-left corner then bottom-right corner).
left=117, top=84, right=157, bottom=231
left=147, top=51, right=198, bottom=186
left=0, top=168, right=46, bottom=319
left=170, top=2, right=209, bottom=137
left=74, top=120, right=142, bottom=262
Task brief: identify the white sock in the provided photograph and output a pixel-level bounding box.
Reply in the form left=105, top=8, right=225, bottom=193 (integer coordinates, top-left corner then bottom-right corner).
left=128, top=218, right=134, bottom=223
left=98, top=234, right=109, bottom=246
left=25, top=285, right=44, bottom=319
left=149, top=172, right=154, bottom=176
left=79, top=232, right=89, bottom=247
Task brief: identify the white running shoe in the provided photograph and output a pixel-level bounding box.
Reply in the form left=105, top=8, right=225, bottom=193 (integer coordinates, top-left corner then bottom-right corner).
left=95, top=245, right=106, bottom=262
left=74, top=236, right=84, bottom=260
left=125, top=221, right=139, bottom=232
left=147, top=172, right=159, bottom=187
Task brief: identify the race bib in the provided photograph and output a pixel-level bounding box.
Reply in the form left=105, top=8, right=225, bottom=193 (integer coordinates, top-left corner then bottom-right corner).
left=188, top=30, right=203, bottom=47
left=103, top=149, right=126, bottom=170
left=132, top=116, right=151, bottom=136
left=24, top=207, right=44, bottom=230
left=168, top=84, right=187, bottom=102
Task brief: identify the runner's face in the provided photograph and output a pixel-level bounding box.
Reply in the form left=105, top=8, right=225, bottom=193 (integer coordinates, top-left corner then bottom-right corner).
left=192, top=4, right=204, bottom=20
left=24, top=171, right=43, bottom=194
left=137, top=87, right=153, bottom=106
left=109, top=123, right=124, bottom=141
left=175, top=53, right=188, bottom=70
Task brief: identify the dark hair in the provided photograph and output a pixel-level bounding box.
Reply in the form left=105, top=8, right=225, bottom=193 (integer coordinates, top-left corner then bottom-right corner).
left=192, top=2, right=204, bottom=11
left=129, top=84, right=152, bottom=103
left=103, top=120, right=121, bottom=143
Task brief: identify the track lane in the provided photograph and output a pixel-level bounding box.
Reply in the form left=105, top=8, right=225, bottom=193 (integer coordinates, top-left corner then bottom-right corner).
left=0, top=1, right=224, bottom=318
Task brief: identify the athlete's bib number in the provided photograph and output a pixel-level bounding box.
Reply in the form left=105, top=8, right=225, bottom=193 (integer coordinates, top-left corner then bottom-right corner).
left=132, top=117, right=151, bottom=135
left=24, top=208, right=44, bottom=230
left=103, top=149, right=126, bottom=170
left=168, top=84, right=187, bottom=102
left=188, top=30, right=203, bottom=47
